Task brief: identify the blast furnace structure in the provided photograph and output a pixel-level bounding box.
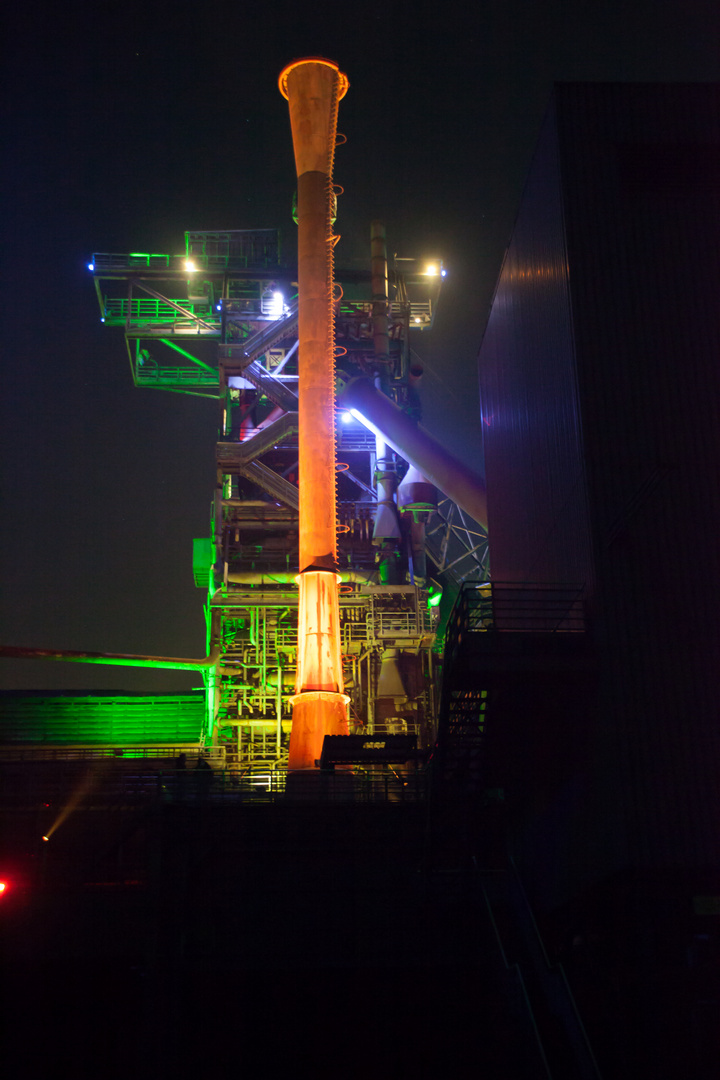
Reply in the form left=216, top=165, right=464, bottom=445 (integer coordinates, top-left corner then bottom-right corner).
left=76, top=59, right=488, bottom=787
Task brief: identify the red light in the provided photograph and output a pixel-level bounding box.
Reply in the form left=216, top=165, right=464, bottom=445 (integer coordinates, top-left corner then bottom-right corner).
left=0, top=882, right=7, bottom=894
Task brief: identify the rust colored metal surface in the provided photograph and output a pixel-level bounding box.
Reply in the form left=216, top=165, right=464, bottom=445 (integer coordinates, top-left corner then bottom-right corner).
left=295, top=168, right=338, bottom=571
left=280, top=57, right=347, bottom=572
left=286, top=692, right=350, bottom=772
left=279, top=58, right=350, bottom=771
left=287, top=570, right=349, bottom=770
left=294, top=571, right=344, bottom=693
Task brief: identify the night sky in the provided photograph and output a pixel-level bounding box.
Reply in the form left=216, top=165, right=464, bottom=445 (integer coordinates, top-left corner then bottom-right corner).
left=2, top=0, right=718, bottom=692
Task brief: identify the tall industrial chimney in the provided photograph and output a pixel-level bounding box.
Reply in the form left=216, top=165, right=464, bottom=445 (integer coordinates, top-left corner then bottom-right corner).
left=279, top=58, right=350, bottom=776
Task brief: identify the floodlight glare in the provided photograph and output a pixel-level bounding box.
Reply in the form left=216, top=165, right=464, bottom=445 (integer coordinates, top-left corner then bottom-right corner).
left=424, top=264, right=438, bottom=276
left=184, top=259, right=197, bottom=272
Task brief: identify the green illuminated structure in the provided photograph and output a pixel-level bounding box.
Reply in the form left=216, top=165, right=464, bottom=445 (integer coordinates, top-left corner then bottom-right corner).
left=88, top=227, right=488, bottom=777
left=0, top=695, right=204, bottom=750
left=2, top=227, right=487, bottom=779
left=86, top=227, right=486, bottom=777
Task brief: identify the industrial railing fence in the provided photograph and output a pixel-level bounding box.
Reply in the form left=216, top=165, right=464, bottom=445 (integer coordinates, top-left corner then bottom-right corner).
left=0, top=757, right=428, bottom=805
left=446, top=581, right=586, bottom=655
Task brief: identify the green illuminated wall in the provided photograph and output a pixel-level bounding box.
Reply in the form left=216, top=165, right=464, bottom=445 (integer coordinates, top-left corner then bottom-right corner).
left=0, top=694, right=205, bottom=746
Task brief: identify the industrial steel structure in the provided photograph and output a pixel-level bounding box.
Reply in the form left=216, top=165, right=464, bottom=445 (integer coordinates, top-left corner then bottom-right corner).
left=4, top=58, right=488, bottom=790
left=3, top=77, right=716, bottom=1078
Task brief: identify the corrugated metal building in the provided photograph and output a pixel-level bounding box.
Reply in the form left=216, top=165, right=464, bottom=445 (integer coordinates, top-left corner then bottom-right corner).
left=478, top=83, right=720, bottom=1072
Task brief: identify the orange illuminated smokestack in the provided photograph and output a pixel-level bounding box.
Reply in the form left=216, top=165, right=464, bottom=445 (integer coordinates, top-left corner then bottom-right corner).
left=279, top=58, right=350, bottom=774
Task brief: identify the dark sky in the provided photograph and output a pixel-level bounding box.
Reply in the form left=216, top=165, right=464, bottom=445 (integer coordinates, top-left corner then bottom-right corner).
left=2, top=0, right=718, bottom=692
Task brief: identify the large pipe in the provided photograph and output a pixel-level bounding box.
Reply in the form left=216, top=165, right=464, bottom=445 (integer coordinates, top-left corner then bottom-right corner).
left=373, top=373, right=400, bottom=547
left=370, top=224, right=401, bottom=576
left=280, top=58, right=348, bottom=574
left=279, top=58, right=350, bottom=774
left=341, top=378, right=488, bottom=530
left=0, top=644, right=220, bottom=671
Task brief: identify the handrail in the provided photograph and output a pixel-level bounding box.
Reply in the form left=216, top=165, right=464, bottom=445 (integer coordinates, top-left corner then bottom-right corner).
left=0, top=761, right=429, bottom=805
left=217, top=412, right=299, bottom=468
left=477, top=863, right=553, bottom=1078
left=137, top=365, right=219, bottom=386
left=92, top=252, right=172, bottom=269
left=0, top=746, right=224, bottom=762
left=219, top=301, right=299, bottom=369
left=238, top=461, right=300, bottom=510
left=478, top=857, right=604, bottom=1080
left=225, top=357, right=299, bottom=412
left=104, top=298, right=215, bottom=320
left=507, top=857, right=603, bottom=1079
left=444, top=582, right=587, bottom=663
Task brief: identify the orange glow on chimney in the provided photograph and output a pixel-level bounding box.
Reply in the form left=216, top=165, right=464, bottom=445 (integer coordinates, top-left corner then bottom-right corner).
left=279, top=58, right=350, bottom=774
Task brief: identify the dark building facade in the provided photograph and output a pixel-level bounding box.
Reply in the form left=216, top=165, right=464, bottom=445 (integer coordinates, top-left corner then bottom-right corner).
left=478, top=83, right=720, bottom=1072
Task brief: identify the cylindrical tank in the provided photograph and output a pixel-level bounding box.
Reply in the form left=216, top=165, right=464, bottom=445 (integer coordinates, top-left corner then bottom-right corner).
left=397, top=464, right=438, bottom=514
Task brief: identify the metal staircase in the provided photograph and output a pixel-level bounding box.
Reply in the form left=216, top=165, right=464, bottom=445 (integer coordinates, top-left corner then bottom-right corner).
left=216, top=412, right=299, bottom=469
left=433, top=581, right=588, bottom=794
left=435, top=686, right=489, bottom=793
left=220, top=302, right=299, bottom=367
